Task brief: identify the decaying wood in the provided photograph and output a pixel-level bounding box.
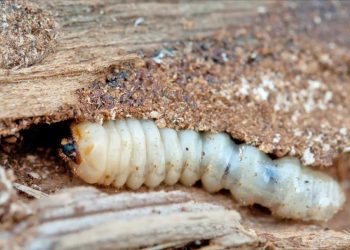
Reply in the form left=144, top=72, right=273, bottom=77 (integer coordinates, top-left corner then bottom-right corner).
left=0, top=166, right=13, bottom=218
left=0, top=166, right=32, bottom=225
left=0, top=0, right=271, bottom=124
left=258, top=228, right=350, bottom=249
left=1, top=0, right=350, bottom=167
left=0, top=0, right=58, bottom=69
left=1, top=184, right=350, bottom=249
left=0, top=187, right=258, bottom=250
left=13, top=182, right=49, bottom=199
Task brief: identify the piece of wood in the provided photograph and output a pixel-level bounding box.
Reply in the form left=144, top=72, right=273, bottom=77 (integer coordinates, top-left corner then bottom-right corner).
left=13, top=182, right=49, bottom=199
left=258, top=229, right=350, bottom=249
left=1, top=185, right=349, bottom=249
left=0, top=166, right=13, bottom=218
left=0, top=0, right=273, bottom=127
left=0, top=187, right=258, bottom=250
left=1, top=0, right=350, bottom=168
left=0, top=166, right=33, bottom=225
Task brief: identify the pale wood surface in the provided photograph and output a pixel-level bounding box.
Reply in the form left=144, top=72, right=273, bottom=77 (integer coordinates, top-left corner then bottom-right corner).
left=1, top=185, right=349, bottom=249
left=0, top=187, right=258, bottom=250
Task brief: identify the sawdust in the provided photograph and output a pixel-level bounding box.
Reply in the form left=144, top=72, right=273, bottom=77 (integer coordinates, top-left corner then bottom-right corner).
left=0, top=0, right=58, bottom=69
left=69, top=1, right=350, bottom=167
left=76, top=30, right=350, bottom=167
left=0, top=1, right=349, bottom=168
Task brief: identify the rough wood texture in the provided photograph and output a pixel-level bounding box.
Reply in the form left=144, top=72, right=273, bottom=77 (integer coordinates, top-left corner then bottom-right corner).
left=0, top=0, right=350, bottom=167
left=0, top=0, right=58, bottom=69
left=1, top=185, right=349, bottom=249
left=0, top=166, right=13, bottom=218
left=0, top=187, right=258, bottom=250
left=0, top=0, right=269, bottom=125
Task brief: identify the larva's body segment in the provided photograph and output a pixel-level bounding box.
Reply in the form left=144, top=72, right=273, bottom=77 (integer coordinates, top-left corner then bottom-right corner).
left=159, top=128, right=184, bottom=185
left=222, top=145, right=241, bottom=190
left=125, top=119, right=147, bottom=190
left=178, top=130, right=202, bottom=186
left=101, top=121, right=120, bottom=186
left=233, top=145, right=278, bottom=206
left=113, top=120, right=132, bottom=188
left=267, top=158, right=302, bottom=211
left=201, top=133, right=234, bottom=193
left=142, top=120, right=166, bottom=188
left=68, top=119, right=345, bottom=221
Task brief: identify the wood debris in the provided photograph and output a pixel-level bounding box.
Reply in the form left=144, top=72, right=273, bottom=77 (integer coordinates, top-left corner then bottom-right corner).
left=13, top=182, right=49, bottom=199
left=0, top=1, right=349, bottom=167
left=0, top=187, right=258, bottom=249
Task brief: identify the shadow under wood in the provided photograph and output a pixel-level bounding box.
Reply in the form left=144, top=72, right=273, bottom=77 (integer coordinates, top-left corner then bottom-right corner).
left=0, top=120, right=85, bottom=198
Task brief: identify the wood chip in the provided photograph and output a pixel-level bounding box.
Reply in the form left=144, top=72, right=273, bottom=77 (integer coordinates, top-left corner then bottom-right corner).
left=13, top=182, right=49, bottom=199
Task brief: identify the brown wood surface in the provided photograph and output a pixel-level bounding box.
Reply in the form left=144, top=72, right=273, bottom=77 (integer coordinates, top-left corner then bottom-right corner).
left=0, top=0, right=273, bottom=130
left=1, top=0, right=349, bottom=169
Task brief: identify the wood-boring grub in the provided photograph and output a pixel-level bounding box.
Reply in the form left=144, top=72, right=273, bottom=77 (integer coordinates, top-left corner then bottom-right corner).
left=62, top=119, right=345, bottom=221
left=0, top=0, right=58, bottom=69
left=0, top=0, right=350, bottom=248
left=0, top=143, right=349, bottom=249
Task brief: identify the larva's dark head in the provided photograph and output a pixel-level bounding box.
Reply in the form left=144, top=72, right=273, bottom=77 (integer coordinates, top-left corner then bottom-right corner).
left=62, top=121, right=109, bottom=184
left=59, top=137, right=81, bottom=164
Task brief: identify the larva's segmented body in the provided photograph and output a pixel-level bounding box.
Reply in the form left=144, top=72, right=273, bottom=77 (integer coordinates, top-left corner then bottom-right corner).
left=66, top=119, right=345, bottom=221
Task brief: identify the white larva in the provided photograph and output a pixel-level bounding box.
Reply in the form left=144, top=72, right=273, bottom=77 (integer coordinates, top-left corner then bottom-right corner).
left=64, top=119, right=345, bottom=221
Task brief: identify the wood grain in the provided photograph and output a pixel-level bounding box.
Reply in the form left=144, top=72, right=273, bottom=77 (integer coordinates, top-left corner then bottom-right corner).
left=1, top=184, right=349, bottom=249
left=0, top=0, right=273, bottom=131
left=0, top=187, right=258, bottom=250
